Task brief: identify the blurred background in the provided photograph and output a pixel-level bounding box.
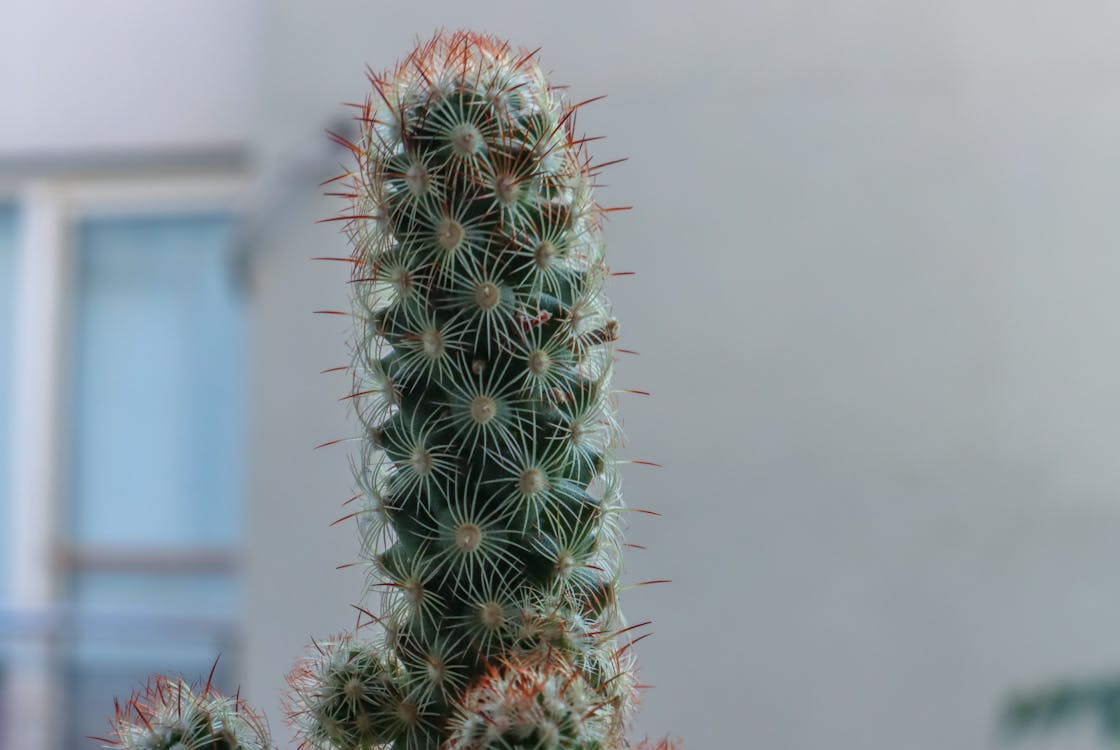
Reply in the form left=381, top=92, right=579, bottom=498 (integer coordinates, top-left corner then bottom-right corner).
left=3, top=1, right=1120, bottom=748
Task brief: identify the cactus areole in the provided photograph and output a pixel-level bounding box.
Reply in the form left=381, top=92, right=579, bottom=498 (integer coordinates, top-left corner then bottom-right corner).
left=101, top=28, right=674, bottom=750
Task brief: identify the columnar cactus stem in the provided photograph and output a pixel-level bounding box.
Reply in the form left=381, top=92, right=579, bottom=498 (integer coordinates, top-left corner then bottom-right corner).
left=287, top=30, right=650, bottom=750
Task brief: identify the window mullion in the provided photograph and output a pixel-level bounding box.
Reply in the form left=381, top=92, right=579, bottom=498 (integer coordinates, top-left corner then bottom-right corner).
left=4, top=180, right=70, bottom=750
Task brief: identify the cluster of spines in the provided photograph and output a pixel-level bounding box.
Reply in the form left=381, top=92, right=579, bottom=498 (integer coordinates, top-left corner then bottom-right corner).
left=447, top=652, right=617, bottom=749
left=292, top=30, right=649, bottom=750
left=94, top=672, right=271, bottom=750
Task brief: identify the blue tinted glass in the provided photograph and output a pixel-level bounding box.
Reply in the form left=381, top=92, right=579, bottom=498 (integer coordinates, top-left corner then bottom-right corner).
left=69, top=214, right=244, bottom=546
left=71, top=571, right=238, bottom=619
left=0, top=205, right=18, bottom=606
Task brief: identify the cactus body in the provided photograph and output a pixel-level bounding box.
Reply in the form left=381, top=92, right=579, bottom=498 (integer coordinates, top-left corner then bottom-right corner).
left=288, top=30, right=640, bottom=750
left=99, top=675, right=270, bottom=750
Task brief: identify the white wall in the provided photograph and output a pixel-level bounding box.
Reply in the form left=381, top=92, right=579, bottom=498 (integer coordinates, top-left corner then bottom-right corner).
left=0, top=0, right=257, bottom=156
left=9, top=1, right=1120, bottom=749
left=240, top=2, right=1120, bottom=749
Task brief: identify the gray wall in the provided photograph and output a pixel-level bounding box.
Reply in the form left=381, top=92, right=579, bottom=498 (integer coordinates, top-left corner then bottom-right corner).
left=6, top=0, right=1120, bottom=748
left=0, top=1, right=257, bottom=155
left=246, top=2, right=1120, bottom=749
left=8, top=0, right=1120, bottom=748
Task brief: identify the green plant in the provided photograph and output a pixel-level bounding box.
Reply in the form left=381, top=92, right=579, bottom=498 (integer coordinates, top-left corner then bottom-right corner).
left=98, top=29, right=674, bottom=750
left=96, top=672, right=270, bottom=750
left=1002, top=675, right=1120, bottom=744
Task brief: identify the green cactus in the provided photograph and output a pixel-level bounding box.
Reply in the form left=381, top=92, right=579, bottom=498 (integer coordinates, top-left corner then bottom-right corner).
left=96, top=674, right=270, bottom=750
left=100, top=28, right=675, bottom=750
left=285, top=29, right=651, bottom=750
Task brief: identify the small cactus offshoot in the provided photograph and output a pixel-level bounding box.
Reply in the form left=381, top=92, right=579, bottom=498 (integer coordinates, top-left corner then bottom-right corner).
left=95, top=673, right=270, bottom=750
left=447, top=654, right=614, bottom=749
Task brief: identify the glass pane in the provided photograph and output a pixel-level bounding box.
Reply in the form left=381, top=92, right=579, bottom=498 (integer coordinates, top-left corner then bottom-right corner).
left=0, top=204, right=18, bottom=608
left=69, top=214, right=244, bottom=547
left=70, top=571, right=238, bottom=619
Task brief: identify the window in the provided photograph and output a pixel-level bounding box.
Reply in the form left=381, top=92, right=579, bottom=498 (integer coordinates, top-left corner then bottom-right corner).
left=0, top=177, right=248, bottom=750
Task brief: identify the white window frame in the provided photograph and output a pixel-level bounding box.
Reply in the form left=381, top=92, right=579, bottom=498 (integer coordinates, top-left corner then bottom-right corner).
left=1, top=170, right=249, bottom=750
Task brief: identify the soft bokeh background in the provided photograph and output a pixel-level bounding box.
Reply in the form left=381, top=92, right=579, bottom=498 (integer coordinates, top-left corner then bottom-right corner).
left=3, top=1, right=1120, bottom=748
